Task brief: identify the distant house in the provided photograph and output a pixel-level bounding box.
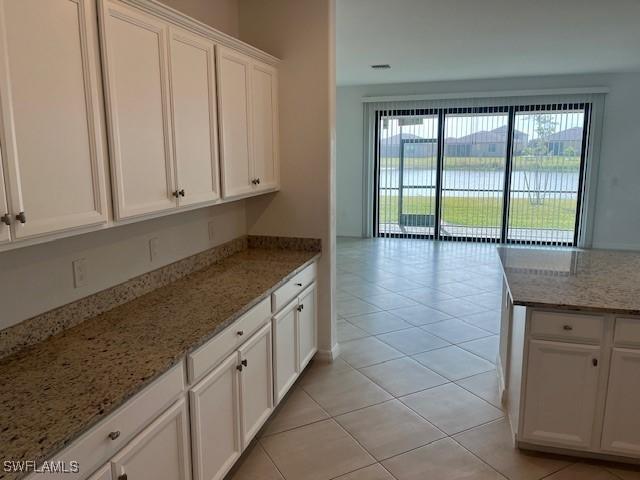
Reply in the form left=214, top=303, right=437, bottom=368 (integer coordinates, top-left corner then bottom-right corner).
left=445, top=126, right=528, bottom=157
left=544, top=127, right=583, bottom=155
left=380, top=126, right=529, bottom=159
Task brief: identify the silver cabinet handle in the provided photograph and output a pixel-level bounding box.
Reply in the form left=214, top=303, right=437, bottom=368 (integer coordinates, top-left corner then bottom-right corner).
left=108, top=431, right=121, bottom=440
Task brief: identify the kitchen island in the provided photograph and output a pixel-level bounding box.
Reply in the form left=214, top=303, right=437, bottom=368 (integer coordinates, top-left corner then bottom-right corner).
left=498, top=247, right=640, bottom=464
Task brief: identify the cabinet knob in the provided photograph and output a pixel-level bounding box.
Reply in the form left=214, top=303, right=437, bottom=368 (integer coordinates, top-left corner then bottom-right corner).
left=251, top=179, right=257, bottom=185
left=256, top=178, right=261, bottom=185
left=117, top=474, right=128, bottom=480
left=297, top=304, right=304, bottom=312
left=0, top=213, right=10, bottom=226
left=236, top=364, right=243, bottom=371
left=241, top=359, right=248, bottom=367
left=179, top=189, right=185, bottom=197
left=562, top=325, right=573, bottom=331
left=15, top=211, right=26, bottom=224
left=295, top=282, right=303, bottom=287
left=237, top=330, right=244, bottom=336
left=592, top=358, right=598, bottom=367
left=108, top=430, right=121, bottom=441
left=172, top=190, right=180, bottom=198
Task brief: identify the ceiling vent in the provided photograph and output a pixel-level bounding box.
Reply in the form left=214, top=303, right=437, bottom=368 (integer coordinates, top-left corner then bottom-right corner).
left=370, top=64, right=391, bottom=70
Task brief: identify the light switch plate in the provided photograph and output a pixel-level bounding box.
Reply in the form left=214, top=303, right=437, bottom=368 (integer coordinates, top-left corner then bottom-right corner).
left=149, top=237, right=159, bottom=262
left=72, top=258, right=87, bottom=288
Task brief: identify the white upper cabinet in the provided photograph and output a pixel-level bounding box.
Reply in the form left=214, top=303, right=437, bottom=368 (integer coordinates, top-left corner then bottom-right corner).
left=217, top=46, right=279, bottom=199
left=99, top=0, right=177, bottom=219
left=216, top=46, right=253, bottom=199
left=250, top=63, right=279, bottom=192
left=169, top=26, right=220, bottom=207
left=0, top=0, right=108, bottom=239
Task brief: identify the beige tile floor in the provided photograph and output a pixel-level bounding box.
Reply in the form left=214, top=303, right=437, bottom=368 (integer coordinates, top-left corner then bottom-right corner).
left=230, top=238, right=640, bottom=480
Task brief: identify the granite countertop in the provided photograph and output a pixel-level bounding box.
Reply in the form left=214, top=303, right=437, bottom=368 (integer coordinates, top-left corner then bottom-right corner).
left=498, top=246, right=640, bottom=315
left=0, top=247, right=319, bottom=479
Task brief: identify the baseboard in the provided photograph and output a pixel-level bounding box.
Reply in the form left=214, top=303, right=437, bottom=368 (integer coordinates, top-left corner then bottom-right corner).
left=315, top=342, right=340, bottom=362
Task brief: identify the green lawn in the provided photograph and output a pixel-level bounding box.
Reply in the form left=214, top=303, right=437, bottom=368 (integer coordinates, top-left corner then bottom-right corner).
left=379, top=156, right=580, bottom=171
left=378, top=195, right=577, bottom=230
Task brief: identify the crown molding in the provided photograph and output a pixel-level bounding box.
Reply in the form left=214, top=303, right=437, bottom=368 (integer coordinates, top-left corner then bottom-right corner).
left=116, top=0, right=280, bottom=66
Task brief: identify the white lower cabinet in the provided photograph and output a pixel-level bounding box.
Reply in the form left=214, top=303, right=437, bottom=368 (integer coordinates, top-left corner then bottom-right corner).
left=111, top=398, right=191, bottom=480
left=87, top=465, right=111, bottom=480
left=190, top=353, right=242, bottom=480
left=190, top=322, right=274, bottom=480
left=297, top=284, right=318, bottom=371
left=272, top=281, right=318, bottom=405
left=522, top=339, right=600, bottom=449
left=238, top=323, right=274, bottom=447
left=601, top=347, right=640, bottom=456
left=273, top=300, right=299, bottom=404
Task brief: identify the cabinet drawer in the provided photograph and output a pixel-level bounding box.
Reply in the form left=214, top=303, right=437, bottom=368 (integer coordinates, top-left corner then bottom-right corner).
left=614, top=318, right=640, bottom=347
left=188, top=297, right=271, bottom=382
left=36, top=362, right=185, bottom=480
left=272, top=262, right=317, bottom=313
left=530, top=311, right=604, bottom=343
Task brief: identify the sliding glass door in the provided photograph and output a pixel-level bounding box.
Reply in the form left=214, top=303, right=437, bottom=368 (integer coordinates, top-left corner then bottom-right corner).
left=440, top=108, right=509, bottom=241
left=506, top=105, right=588, bottom=244
left=374, top=102, right=590, bottom=245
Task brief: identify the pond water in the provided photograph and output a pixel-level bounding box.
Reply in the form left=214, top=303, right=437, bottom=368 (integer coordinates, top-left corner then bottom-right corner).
left=379, top=168, right=580, bottom=198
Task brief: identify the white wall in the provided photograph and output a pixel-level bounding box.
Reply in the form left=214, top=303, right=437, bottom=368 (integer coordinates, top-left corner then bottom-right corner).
left=0, top=0, right=246, bottom=331
left=336, top=72, right=640, bottom=249
left=239, top=0, right=337, bottom=356
left=0, top=203, right=246, bottom=331
left=159, top=0, right=239, bottom=37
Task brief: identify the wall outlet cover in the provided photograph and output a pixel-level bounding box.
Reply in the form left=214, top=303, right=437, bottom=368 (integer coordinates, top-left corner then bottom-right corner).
left=149, top=237, right=160, bottom=262
left=72, top=258, right=87, bottom=288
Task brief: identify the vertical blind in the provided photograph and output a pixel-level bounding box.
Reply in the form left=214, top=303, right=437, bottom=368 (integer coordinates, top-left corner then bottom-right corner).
left=363, top=92, right=603, bottom=247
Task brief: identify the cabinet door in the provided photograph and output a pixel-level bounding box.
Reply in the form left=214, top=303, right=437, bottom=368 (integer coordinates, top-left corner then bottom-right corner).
left=169, top=27, right=220, bottom=207
left=250, top=62, right=279, bottom=192
left=297, top=283, right=318, bottom=371
left=190, top=352, right=242, bottom=480
left=0, top=156, right=9, bottom=244
left=238, top=322, right=273, bottom=447
left=99, top=0, right=176, bottom=219
left=273, top=300, right=299, bottom=405
left=522, top=340, right=600, bottom=449
left=601, top=348, right=640, bottom=456
left=216, top=46, right=253, bottom=199
left=0, top=0, right=108, bottom=239
left=87, top=464, right=111, bottom=480
left=111, top=398, right=191, bottom=480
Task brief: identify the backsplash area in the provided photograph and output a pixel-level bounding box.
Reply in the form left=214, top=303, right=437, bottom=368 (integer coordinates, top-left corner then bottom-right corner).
left=0, top=235, right=320, bottom=359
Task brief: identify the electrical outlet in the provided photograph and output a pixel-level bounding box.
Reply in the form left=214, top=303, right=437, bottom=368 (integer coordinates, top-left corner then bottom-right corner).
left=149, top=237, right=160, bottom=262
left=72, top=258, right=87, bottom=288
left=208, top=221, right=216, bottom=242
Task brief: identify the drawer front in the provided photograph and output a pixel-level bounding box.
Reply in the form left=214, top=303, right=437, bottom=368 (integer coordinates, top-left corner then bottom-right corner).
left=614, top=318, right=640, bottom=347
left=530, top=311, right=604, bottom=343
left=272, top=262, right=317, bottom=313
left=35, top=362, right=185, bottom=480
left=188, top=297, right=271, bottom=382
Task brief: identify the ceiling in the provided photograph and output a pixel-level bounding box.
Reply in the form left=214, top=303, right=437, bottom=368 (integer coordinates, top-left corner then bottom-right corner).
left=336, top=0, right=640, bottom=86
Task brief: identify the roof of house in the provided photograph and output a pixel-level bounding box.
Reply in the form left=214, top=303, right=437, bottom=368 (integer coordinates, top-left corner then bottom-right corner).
left=546, top=127, right=583, bottom=141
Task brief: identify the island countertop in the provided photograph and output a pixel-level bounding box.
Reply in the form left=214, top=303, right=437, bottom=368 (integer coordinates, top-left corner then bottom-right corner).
left=0, top=246, right=319, bottom=479
left=497, top=246, right=640, bottom=315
